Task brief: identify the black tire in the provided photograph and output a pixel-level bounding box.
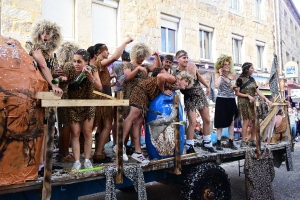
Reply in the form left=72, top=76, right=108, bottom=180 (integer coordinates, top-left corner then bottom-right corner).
left=181, top=162, right=231, bottom=200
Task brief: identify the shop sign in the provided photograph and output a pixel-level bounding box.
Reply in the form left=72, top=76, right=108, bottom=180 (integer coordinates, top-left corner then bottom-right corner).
left=285, top=61, right=298, bottom=78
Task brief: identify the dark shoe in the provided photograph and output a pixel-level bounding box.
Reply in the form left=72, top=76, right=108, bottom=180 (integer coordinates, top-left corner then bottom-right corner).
left=229, top=139, right=238, bottom=150
left=240, top=141, right=248, bottom=148
left=186, top=144, right=196, bottom=154
left=125, top=145, right=135, bottom=156
left=216, top=140, right=223, bottom=150
left=201, top=140, right=217, bottom=153
left=247, top=140, right=256, bottom=147
left=93, top=152, right=112, bottom=163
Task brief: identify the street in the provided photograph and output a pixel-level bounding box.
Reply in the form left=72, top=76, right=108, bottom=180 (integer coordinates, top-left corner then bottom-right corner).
left=80, top=145, right=300, bottom=200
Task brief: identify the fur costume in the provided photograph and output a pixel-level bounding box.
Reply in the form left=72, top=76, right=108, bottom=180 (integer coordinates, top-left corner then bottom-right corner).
left=27, top=19, right=62, bottom=54
left=56, top=42, right=79, bottom=66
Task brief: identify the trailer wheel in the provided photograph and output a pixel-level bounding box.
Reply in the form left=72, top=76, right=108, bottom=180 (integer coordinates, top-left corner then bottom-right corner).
left=181, top=162, right=231, bottom=200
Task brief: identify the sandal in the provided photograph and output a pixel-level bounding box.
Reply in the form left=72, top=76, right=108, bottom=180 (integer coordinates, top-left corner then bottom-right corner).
left=63, top=154, right=75, bottom=162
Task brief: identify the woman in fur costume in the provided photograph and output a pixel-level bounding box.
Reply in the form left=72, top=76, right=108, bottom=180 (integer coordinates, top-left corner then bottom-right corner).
left=55, top=42, right=79, bottom=163
left=112, top=43, right=161, bottom=162
left=92, top=37, right=133, bottom=163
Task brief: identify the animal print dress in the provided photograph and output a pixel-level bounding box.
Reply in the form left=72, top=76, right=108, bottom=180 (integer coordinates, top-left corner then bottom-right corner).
left=173, top=69, right=208, bottom=111
left=63, top=64, right=97, bottom=123
left=94, top=59, right=113, bottom=128
left=236, top=76, right=258, bottom=120
left=123, top=62, right=149, bottom=117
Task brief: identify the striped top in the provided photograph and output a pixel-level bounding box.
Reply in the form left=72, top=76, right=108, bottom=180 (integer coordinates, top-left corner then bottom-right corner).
left=217, top=77, right=235, bottom=98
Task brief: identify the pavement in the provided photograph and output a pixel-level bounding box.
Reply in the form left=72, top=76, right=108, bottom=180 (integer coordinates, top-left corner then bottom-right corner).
left=80, top=145, right=300, bottom=200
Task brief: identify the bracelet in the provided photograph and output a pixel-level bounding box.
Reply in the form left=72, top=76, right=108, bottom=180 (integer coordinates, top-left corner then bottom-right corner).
left=91, top=78, right=96, bottom=84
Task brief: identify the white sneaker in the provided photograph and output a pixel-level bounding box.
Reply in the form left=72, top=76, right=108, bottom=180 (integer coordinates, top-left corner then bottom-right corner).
left=131, top=153, right=149, bottom=164
left=71, top=161, right=81, bottom=171
left=84, top=160, right=93, bottom=169
left=113, top=145, right=128, bottom=162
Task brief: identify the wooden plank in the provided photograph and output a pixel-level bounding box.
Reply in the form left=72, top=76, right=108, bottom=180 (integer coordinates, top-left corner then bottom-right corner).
left=93, top=90, right=118, bottom=100
left=34, top=92, right=61, bottom=100
left=41, top=99, right=129, bottom=107
left=115, top=92, right=124, bottom=184
left=271, top=102, right=289, bottom=106
left=148, top=152, right=199, bottom=166
left=42, top=108, right=56, bottom=200
left=173, top=95, right=181, bottom=174
left=254, top=100, right=261, bottom=159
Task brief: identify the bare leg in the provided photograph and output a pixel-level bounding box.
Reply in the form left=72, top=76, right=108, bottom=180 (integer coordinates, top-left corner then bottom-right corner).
left=122, top=106, right=141, bottom=143
left=228, top=120, right=235, bottom=140
left=199, top=107, right=210, bottom=136
left=216, top=128, right=223, bottom=140
left=82, top=119, right=94, bottom=159
left=186, top=110, right=197, bottom=140
left=69, top=122, right=81, bottom=161
left=250, top=120, right=256, bottom=141
left=241, top=119, right=250, bottom=142
left=131, top=116, right=144, bottom=153
left=94, top=118, right=113, bottom=155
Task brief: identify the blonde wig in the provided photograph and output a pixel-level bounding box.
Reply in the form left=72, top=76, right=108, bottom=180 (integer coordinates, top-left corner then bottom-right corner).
left=56, top=42, right=79, bottom=66
left=176, top=71, right=194, bottom=88
left=130, top=43, right=151, bottom=61
left=214, top=54, right=234, bottom=73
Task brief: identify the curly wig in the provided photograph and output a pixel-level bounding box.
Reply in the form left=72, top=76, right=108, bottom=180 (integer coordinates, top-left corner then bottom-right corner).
left=176, top=71, right=194, bottom=88
left=56, top=42, right=79, bottom=66
left=130, top=43, right=151, bottom=61
left=30, top=19, right=62, bottom=53
left=214, top=54, right=233, bottom=73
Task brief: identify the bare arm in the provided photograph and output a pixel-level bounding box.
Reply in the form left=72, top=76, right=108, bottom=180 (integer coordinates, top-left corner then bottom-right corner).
left=86, top=69, right=103, bottom=92
left=157, top=73, right=174, bottom=96
left=32, top=49, right=63, bottom=97
left=124, top=66, right=147, bottom=82
left=148, top=51, right=161, bottom=72
left=101, top=37, right=133, bottom=67
left=215, top=73, right=222, bottom=88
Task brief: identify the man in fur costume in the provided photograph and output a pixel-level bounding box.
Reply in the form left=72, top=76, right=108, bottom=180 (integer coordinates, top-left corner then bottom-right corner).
left=26, top=19, right=63, bottom=96
left=26, top=19, right=63, bottom=175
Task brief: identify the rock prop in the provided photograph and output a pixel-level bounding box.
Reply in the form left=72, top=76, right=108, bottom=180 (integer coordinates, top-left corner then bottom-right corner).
left=0, top=35, right=48, bottom=186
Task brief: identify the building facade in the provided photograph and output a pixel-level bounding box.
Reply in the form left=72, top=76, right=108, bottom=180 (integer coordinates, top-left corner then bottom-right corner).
left=0, top=0, right=275, bottom=69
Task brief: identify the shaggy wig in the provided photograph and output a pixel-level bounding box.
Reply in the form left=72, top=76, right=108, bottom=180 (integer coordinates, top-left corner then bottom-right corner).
left=56, top=42, right=79, bottom=66
left=30, top=19, right=62, bottom=53
left=130, top=43, right=151, bottom=61
left=214, top=54, right=234, bottom=73
left=176, top=71, right=194, bottom=88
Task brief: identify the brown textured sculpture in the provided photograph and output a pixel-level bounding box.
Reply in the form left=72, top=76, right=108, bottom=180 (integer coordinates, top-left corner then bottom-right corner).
left=0, top=35, right=48, bottom=186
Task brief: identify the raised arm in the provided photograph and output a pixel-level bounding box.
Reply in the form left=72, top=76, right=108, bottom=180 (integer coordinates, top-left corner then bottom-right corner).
left=148, top=51, right=162, bottom=72
left=101, top=37, right=133, bottom=67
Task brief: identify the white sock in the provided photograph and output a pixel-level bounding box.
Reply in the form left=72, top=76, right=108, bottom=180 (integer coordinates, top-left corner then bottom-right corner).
left=85, top=159, right=89, bottom=163
left=185, top=140, right=194, bottom=149
left=203, top=135, right=213, bottom=147
left=38, top=164, right=44, bottom=171
left=75, top=160, right=80, bottom=164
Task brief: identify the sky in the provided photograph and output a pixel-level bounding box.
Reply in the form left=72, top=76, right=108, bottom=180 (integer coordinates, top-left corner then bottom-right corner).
left=292, top=0, right=300, bottom=14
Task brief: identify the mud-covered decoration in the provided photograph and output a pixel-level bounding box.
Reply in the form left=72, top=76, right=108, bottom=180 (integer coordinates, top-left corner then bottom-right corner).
left=0, top=35, right=48, bottom=186
left=147, top=107, right=177, bottom=156
left=244, top=148, right=275, bottom=200
left=104, top=164, right=147, bottom=200
left=285, top=143, right=293, bottom=171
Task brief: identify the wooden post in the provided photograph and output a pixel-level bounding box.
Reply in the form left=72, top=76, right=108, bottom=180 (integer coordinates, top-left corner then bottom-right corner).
left=115, top=92, right=124, bottom=184
left=284, top=105, right=294, bottom=151
left=174, top=95, right=181, bottom=175
left=254, top=99, right=261, bottom=159
left=42, top=107, right=56, bottom=200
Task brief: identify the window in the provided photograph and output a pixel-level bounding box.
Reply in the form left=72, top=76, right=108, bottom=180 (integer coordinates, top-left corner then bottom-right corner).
left=254, top=0, right=263, bottom=19
left=286, top=52, right=290, bottom=61
left=161, top=14, right=179, bottom=54
left=230, top=0, right=240, bottom=11
left=199, top=25, right=213, bottom=60
left=232, top=35, right=243, bottom=65
left=284, top=11, right=288, bottom=34
left=256, top=41, right=265, bottom=70
left=42, top=0, right=75, bottom=40
left=92, top=0, right=118, bottom=48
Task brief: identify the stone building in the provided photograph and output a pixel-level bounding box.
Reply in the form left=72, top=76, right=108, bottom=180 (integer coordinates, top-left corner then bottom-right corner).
left=275, top=0, right=300, bottom=104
